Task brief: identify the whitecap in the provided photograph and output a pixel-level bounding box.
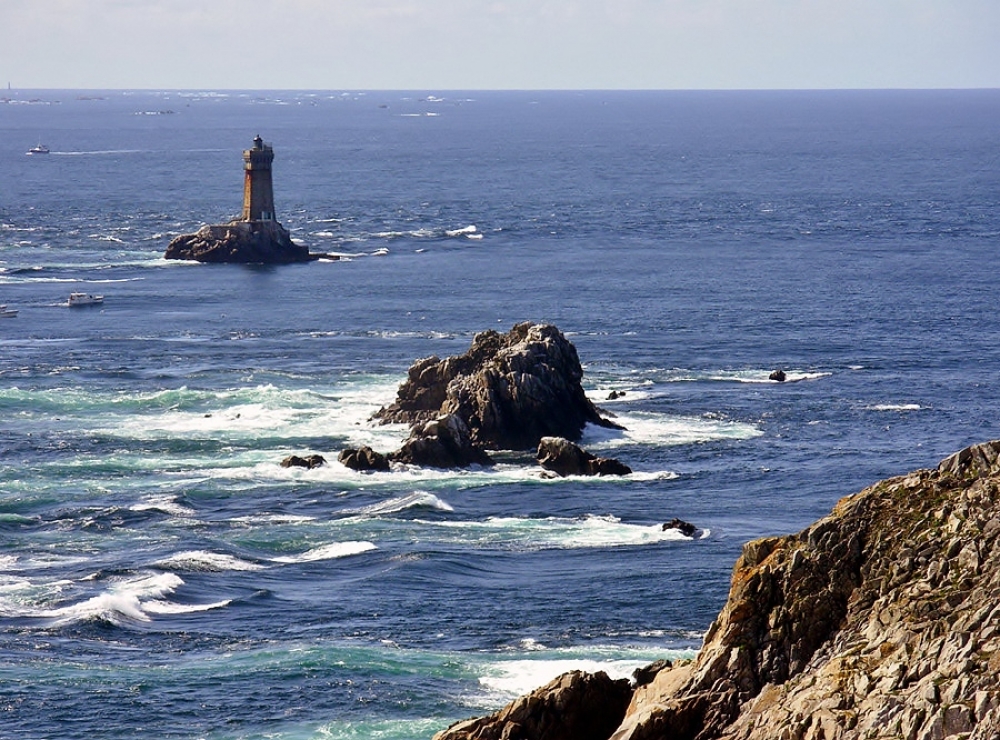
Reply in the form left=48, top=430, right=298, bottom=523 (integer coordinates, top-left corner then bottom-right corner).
left=130, top=495, right=196, bottom=518
left=41, top=572, right=186, bottom=626
left=272, top=541, right=377, bottom=564
left=445, top=225, right=478, bottom=237
left=350, top=491, right=455, bottom=516
left=142, top=598, right=232, bottom=614
left=628, top=470, right=680, bottom=482
left=869, top=403, right=922, bottom=412
left=153, top=550, right=265, bottom=572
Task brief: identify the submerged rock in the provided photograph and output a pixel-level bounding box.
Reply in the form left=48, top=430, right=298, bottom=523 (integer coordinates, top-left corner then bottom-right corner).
left=375, top=322, right=623, bottom=451
left=338, top=446, right=390, bottom=472
left=537, top=436, right=632, bottom=477
left=768, top=369, right=787, bottom=382
left=661, top=518, right=697, bottom=537
left=280, top=454, right=326, bottom=469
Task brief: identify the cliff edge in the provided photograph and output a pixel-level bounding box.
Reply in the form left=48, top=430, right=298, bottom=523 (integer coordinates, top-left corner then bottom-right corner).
left=436, top=441, right=1000, bottom=740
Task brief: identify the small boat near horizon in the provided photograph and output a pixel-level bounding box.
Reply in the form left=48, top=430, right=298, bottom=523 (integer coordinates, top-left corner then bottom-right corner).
left=68, top=292, right=103, bottom=307
left=0, top=305, right=18, bottom=318
left=26, top=144, right=50, bottom=155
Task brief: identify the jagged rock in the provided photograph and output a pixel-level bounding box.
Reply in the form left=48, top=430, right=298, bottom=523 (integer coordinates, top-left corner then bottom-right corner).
left=434, top=670, right=633, bottom=740
left=661, top=518, right=697, bottom=537
left=165, top=221, right=312, bottom=264
left=280, top=454, right=326, bottom=469
left=537, top=436, right=632, bottom=477
left=390, top=414, right=493, bottom=469
left=442, top=440, right=1000, bottom=740
left=338, top=446, right=390, bottom=472
left=632, top=660, right=672, bottom=688
left=608, top=390, right=626, bottom=400
left=768, top=369, right=787, bottom=382
left=374, top=322, right=623, bottom=451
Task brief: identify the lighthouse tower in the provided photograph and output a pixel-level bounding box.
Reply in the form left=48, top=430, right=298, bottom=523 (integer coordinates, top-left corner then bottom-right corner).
left=165, top=135, right=312, bottom=263
left=241, top=135, right=276, bottom=222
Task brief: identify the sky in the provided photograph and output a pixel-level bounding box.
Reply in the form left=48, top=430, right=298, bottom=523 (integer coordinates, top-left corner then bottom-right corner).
left=1, top=0, right=998, bottom=90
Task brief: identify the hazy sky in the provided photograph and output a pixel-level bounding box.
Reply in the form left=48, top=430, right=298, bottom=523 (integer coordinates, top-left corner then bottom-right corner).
left=2, top=0, right=998, bottom=90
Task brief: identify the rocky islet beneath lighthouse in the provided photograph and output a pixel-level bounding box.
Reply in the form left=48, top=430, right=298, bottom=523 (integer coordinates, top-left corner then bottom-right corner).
left=165, top=135, right=322, bottom=264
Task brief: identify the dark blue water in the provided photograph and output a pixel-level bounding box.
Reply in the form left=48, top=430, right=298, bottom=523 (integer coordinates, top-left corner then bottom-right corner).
left=2, top=89, right=1000, bottom=740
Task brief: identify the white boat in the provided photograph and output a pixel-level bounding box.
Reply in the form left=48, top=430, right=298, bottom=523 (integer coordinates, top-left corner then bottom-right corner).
left=0, top=305, right=18, bottom=318
left=68, top=292, right=103, bottom=307
left=26, top=144, right=50, bottom=155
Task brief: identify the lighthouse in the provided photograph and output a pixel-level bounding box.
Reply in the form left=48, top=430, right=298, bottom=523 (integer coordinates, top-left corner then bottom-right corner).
left=242, top=135, right=276, bottom=222
left=165, top=135, right=317, bottom=263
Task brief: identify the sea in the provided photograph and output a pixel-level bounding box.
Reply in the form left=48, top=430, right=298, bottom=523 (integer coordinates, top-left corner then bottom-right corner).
left=1, top=89, right=999, bottom=740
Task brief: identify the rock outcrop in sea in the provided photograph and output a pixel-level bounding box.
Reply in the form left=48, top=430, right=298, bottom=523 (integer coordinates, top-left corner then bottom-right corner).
left=434, top=440, right=1000, bottom=740
left=537, top=436, right=632, bottom=477
left=165, top=221, right=312, bottom=264
left=339, top=323, right=628, bottom=470
left=374, top=322, right=622, bottom=451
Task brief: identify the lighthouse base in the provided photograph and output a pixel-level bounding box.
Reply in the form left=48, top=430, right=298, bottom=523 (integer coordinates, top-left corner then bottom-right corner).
left=165, top=220, right=312, bottom=264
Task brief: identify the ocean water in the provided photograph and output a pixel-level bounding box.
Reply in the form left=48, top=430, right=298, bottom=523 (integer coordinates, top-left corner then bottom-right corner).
left=2, top=89, right=1000, bottom=740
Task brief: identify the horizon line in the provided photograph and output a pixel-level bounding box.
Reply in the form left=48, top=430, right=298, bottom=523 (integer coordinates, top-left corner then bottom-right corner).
left=4, top=86, right=1000, bottom=94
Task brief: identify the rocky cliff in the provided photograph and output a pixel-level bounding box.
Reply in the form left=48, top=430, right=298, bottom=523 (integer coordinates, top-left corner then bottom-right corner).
left=435, top=441, right=1000, bottom=740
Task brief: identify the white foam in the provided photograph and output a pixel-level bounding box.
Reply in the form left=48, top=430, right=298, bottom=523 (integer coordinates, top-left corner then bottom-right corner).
left=479, top=658, right=643, bottom=696
left=423, top=514, right=697, bottom=550
left=90, top=380, right=405, bottom=450
left=272, top=541, right=377, bottom=564
left=473, top=644, right=698, bottom=703
left=445, top=225, right=478, bottom=237
left=869, top=403, right=922, bottom=412
left=628, top=470, right=681, bottom=482
left=581, top=412, right=762, bottom=450
left=142, top=598, right=232, bottom=614
left=130, top=495, right=196, bottom=517
left=702, top=369, right=832, bottom=384
left=153, top=550, right=265, bottom=572
left=351, top=491, right=455, bottom=516
left=41, top=572, right=189, bottom=626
